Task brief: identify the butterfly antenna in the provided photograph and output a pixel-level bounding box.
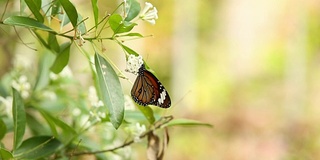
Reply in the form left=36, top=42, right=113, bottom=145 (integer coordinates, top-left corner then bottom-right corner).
left=161, top=90, right=191, bottom=115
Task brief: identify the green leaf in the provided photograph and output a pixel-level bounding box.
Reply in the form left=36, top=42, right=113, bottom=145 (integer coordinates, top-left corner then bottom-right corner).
left=34, top=31, right=50, bottom=49
left=124, top=0, right=141, bottom=22
left=39, top=110, right=76, bottom=144
left=0, top=148, right=13, bottom=159
left=12, top=88, right=26, bottom=150
left=120, top=32, right=143, bottom=37
left=109, top=14, right=136, bottom=34
left=120, top=43, right=139, bottom=57
left=25, top=0, right=44, bottom=23
left=41, top=0, right=53, bottom=23
left=59, top=10, right=71, bottom=27
left=48, top=33, right=60, bottom=53
left=137, top=106, right=155, bottom=124
left=51, top=42, right=71, bottom=74
left=109, top=14, right=122, bottom=33
left=13, top=136, right=62, bottom=159
left=50, top=0, right=61, bottom=16
left=26, top=113, right=51, bottom=135
left=59, top=0, right=78, bottom=28
left=0, top=118, right=6, bottom=140
left=3, top=16, right=55, bottom=32
left=162, top=119, right=213, bottom=128
left=94, top=53, right=124, bottom=129
left=77, top=14, right=87, bottom=34
left=91, top=0, right=99, bottom=27
left=34, top=50, right=55, bottom=91
left=20, top=0, right=27, bottom=15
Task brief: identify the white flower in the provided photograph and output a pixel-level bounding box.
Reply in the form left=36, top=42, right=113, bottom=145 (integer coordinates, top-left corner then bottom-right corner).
left=125, top=55, right=143, bottom=75
left=13, top=51, right=35, bottom=70
left=50, top=66, right=73, bottom=80
left=125, top=123, right=146, bottom=142
left=11, top=75, right=31, bottom=98
left=139, top=2, right=158, bottom=25
left=89, top=111, right=101, bottom=122
left=88, top=86, right=104, bottom=108
left=42, top=91, right=57, bottom=100
left=72, top=108, right=81, bottom=116
left=0, top=96, right=13, bottom=117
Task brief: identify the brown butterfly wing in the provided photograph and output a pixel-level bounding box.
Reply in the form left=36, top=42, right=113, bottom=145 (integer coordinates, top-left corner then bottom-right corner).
left=131, top=65, right=171, bottom=108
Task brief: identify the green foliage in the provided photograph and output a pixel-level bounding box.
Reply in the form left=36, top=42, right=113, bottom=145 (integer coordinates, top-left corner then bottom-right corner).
left=124, top=0, right=141, bottom=21
left=12, top=88, right=26, bottom=150
left=0, top=0, right=211, bottom=159
left=3, top=16, right=55, bottom=32
left=58, top=0, right=78, bottom=28
left=94, top=53, right=124, bottom=129
left=13, top=136, right=62, bottom=159
left=51, top=42, right=71, bottom=73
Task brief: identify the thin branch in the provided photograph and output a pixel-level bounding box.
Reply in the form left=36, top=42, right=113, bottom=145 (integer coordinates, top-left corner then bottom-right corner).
left=67, top=116, right=173, bottom=157
left=97, top=2, right=125, bottom=37
left=86, top=14, right=111, bottom=34
left=0, top=0, right=9, bottom=21
left=14, top=27, right=37, bottom=51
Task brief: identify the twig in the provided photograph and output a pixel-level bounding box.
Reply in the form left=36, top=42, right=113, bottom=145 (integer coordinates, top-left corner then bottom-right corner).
left=68, top=116, right=173, bottom=157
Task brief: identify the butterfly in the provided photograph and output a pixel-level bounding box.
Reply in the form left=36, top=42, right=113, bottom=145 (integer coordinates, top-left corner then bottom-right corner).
left=131, top=64, right=171, bottom=108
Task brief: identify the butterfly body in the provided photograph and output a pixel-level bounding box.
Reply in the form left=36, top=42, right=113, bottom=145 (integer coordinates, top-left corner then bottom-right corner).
left=131, top=64, right=171, bottom=108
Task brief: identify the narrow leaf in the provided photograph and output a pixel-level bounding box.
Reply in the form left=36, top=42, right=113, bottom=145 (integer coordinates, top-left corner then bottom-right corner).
left=137, top=105, right=155, bottom=124
left=162, top=119, right=213, bottom=128
left=14, top=136, right=62, bottom=159
left=20, top=0, right=27, bottom=15
left=0, top=148, right=13, bottom=159
left=124, top=0, right=141, bottom=22
left=25, top=0, right=44, bottom=22
left=77, top=14, right=87, bottom=34
left=37, top=111, right=58, bottom=137
left=3, top=16, right=55, bottom=32
left=39, top=110, right=76, bottom=144
left=51, top=42, right=71, bottom=74
left=34, top=49, right=55, bottom=91
left=91, top=0, right=99, bottom=27
left=41, top=0, right=53, bottom=23
left=120, top=32, right=143, bottom=37
left=48, top=33, right=60, bottom=53
left=12, top=88, right=26, bottom=150
left=120, top=43, right=139, bottom=57
left=0, top=118, right=6, bottom=140
left=51, top=0, right=61, bottom=16
left=94, top=53, right=124, bottom=129
left=59, top=0, right=78, bottom=28
left=34, top=31, right=50, bottom=49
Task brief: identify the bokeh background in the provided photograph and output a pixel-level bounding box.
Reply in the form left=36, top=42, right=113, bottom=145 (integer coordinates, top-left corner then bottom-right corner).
left=1, top=0, right=320, bottom=159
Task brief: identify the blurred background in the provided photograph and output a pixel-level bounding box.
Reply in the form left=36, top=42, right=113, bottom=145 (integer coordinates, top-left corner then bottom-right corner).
left=1, top=0, right=320, bottom=159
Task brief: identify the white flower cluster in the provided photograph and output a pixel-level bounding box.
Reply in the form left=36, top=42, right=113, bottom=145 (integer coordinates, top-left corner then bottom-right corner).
left=89, top=110, right=106, bottom=122
left=0, top=96, right=13, bottom=117
left=88, top=86, right=104, bottom=108
left=139, top=2, right=158, bottom=25
left=11, top=75, right=31, bottom=99
left=88, top=86, right=105, bottom=122
left=125, top=123, right=146, bottom=142
left=126, top=55, right=143, bottom=75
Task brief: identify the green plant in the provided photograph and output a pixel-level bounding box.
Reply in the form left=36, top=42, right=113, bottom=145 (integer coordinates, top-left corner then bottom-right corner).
left=0, top=0, right=212, bottom=159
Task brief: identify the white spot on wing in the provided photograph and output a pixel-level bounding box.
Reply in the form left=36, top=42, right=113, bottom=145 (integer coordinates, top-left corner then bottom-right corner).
left=158, top=89, right=166, bottom=104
